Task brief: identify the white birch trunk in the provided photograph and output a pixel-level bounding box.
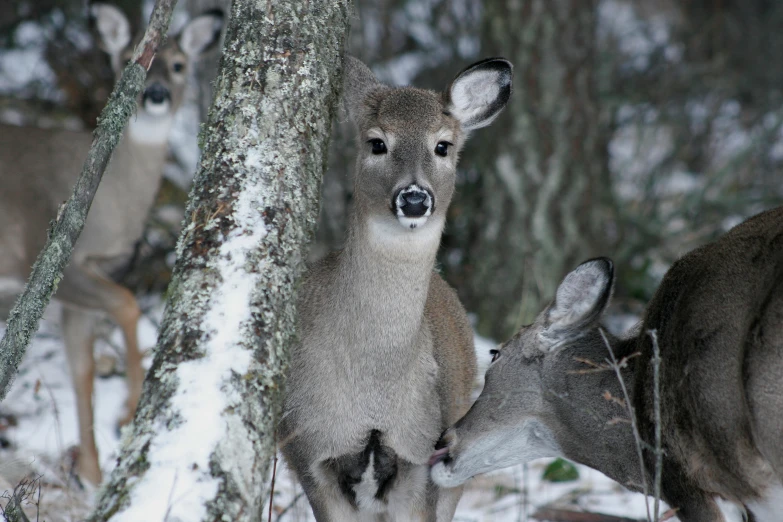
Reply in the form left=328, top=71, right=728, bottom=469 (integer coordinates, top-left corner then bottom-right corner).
left=88, top=0, right=351, bottom=519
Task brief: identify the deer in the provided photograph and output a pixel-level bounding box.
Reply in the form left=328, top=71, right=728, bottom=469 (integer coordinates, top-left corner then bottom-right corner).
left=277, top=56, right=512, bottom=521
left=0, top=3, right=223, bottom=485
left=430, top=206, right=783, bottom=521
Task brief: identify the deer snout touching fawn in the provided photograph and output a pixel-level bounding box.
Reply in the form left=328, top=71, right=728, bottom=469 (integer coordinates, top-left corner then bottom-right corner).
left=278, top=56, right=512, bottom=521
left=431, top=206, right=783, bottom=522
left=0, top=4, right=222, bottom=485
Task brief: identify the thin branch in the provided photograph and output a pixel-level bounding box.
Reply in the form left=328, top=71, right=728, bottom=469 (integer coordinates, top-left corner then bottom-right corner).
left=0, top=0, right=179, bottom=402
left=0, top=475, right=42, bottom=522
left=268, top=455, right=278, bottom=522
left=274, top=491, right=306, bottom=521
left=599, top=328, right=651, bottom=522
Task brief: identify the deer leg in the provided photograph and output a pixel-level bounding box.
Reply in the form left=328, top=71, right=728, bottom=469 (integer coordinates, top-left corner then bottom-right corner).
left=101, top=281, right=143, bottom=427
left=57, top=265, right=144, bottom=428
left=61, top=306, right=102, bottom=485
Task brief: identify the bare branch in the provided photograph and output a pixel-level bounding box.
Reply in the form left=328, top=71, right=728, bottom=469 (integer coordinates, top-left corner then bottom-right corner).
left=0, top=475, right=42, bottom=522
left=600, top=328, right=651, bottom=522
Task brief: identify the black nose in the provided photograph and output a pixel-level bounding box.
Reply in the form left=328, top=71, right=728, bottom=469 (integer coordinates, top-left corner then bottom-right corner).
left=143, top=83, right=170, bottom=104
left=395, top=186, right=433, bottom=218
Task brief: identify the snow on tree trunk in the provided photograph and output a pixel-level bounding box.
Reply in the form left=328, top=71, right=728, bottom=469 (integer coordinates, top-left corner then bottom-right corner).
left=88, top=0, right=350, bottom=520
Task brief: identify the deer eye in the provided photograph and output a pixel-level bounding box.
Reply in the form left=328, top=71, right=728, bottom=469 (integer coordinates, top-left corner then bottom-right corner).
left=490, top=349, right=500, bottom=363
left=435, top=141, right=451, bottom=157
left=368, top=138, right=387, bottom=155
left=172, top=62, right=185, bottom=73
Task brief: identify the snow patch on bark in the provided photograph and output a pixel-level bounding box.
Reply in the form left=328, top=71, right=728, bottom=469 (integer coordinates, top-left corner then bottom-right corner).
left=112, top=191, right=267, bottom=521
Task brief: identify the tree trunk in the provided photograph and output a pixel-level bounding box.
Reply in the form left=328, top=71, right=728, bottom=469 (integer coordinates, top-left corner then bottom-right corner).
left=87, top=0, right=350, bottom=520
left=443, top=0, right=614, bottom=339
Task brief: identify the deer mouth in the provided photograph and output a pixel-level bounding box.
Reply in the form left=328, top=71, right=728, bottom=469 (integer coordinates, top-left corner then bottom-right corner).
left=430, top=447, right=465, bottom=488
left=393, top=184, right=434, bottom=229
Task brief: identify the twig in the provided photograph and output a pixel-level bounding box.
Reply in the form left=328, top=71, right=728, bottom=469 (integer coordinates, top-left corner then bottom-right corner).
left=0, top=475, right=42, bottom=522
left=35, top=477, right=40, bottom=522
left=268, top=455, right=278, bottom=522
left=599, top=328, right=651, bottom=522
left=0, top=0, right=179, bottom=402
left=276, top=491, right=304, bottom=522
left=649, top=330, right=663, bottom=522
left=275, top=491, right=306, bottom=521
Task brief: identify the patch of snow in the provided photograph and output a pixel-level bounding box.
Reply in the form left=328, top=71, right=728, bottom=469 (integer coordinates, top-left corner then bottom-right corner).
left=0, top=48, right=56, bottom=92
left=598, top=0, right=678, bottom=71
left=1, top=300, right=162, bottom=478
left=15, top=22, right=47, bottom=47
left=111, top=187, right=266, bottom=521
left=656, top=170, right=703, bottom=196
left=721, top=214, right=745, bottom=232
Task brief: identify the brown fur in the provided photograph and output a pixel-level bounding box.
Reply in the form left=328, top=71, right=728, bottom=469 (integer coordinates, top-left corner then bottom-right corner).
left=425, top=274, right=478, bottom=425
left=433, top=206, right=783, bottom=522
left=634, top=206, right=783, bottom=517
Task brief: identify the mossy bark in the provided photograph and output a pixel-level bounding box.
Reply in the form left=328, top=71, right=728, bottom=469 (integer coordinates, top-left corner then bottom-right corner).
left=0, top=0, right=178, bottom=402
left=443, top=0, right=615, bottom=340
left=88, top=0, right=350, bottom=520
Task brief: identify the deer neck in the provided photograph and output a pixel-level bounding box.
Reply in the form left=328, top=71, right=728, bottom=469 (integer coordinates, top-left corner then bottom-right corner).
left=560, top=336, right=646, bottom=491
left=77, top=111, right=172, bottom=262
left=335, top=212, right=445, bottom=351
left=126, top=109, right=175, bottom=147
left=112, top=111, right=173, bottom=186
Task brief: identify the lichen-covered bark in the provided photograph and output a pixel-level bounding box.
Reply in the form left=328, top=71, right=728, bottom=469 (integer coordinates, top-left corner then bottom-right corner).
left=88, top=0, right=350, bottom=520
left=0, top=0, right=177, bottom=402
left=443, top=0, right=615, bottom=339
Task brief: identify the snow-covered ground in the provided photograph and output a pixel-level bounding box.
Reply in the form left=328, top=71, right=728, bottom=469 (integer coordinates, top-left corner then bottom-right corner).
left=0, top=304, right=669, bottom=521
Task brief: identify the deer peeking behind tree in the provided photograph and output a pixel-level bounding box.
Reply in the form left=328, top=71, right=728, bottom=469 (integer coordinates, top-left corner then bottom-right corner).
left=0, top=4, right=223, bottom=485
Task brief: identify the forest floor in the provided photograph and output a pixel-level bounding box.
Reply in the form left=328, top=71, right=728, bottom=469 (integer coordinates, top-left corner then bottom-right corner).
left=0, top=300, right=666, bottom=522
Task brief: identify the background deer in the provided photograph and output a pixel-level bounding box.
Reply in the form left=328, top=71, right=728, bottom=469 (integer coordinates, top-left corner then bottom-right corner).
left=0, top=3, right=222, bottom=485
left=278, top=56, right=512, bottom=521
left=430, top=206, right=783, bottom=521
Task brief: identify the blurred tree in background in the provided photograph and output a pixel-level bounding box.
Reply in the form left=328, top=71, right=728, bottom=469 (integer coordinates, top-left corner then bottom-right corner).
left=445, top=0, right=614, bottom=338
left=1, top=0, right=782, bottom=342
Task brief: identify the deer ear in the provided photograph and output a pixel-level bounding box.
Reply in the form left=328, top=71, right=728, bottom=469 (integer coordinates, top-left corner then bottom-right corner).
left=179, top=9, right=224, bottom=59
left=342, top=55, right=384, bottom=123
left=445, top=58, right=512, bottom=131
left=539, top=258, right=614, bottom=351
left=91, top=3, right=131, bottom=67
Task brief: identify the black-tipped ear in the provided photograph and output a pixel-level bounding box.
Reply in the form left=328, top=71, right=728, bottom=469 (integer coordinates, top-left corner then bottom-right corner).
left=444, top=57, right=512, bottom=131
left=539, top=258, right=615, bottom=350
left=342, top=55, right=384, bottom=123
left=179, top=9, right=224, bottom=59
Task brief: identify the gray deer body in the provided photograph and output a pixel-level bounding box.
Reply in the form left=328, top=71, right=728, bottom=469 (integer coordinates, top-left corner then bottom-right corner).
left=0, top=4, right=222, bottom=485
left=431, top=206, right=783, bottom=521
left=279, top=56, right=512, bottom=521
